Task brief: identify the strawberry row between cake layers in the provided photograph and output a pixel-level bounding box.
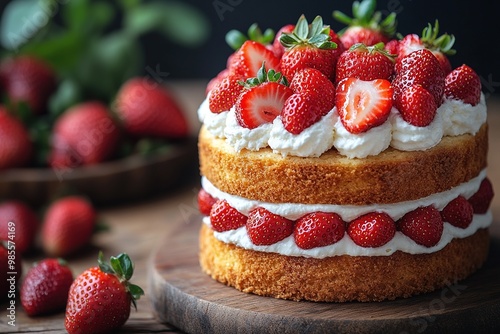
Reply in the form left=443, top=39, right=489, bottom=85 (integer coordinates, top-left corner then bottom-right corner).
left=200, top=170, right=492, bottom=257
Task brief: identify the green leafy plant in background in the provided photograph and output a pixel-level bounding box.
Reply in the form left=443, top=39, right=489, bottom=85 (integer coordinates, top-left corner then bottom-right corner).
left=1, top=0, right=210, bottom=113
left=0, top=0, right=209, bottom=165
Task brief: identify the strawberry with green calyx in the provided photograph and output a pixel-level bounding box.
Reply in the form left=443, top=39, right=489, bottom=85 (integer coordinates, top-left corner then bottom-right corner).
left=235, top=63, right=293, bottom=129
left=280, top=15, right=339, bottom=81
left=272, top=24, right=295, bottom=58
left=65, top=252, right=144, bottom=334
left=335, top=42, right=395, bottom=84
left=225, top=23, right=275, bottom=51
left=398, top=20, right=456, bottom=74
left=333, top=0, right=397, bottom=49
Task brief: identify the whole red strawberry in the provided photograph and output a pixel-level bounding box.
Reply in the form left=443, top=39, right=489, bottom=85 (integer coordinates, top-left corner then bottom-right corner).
left=444, top=64, right=482, bottom=106
left=21, top=258, right=73, bottom=316
left=0, top=106, right=32, bottom=169
left=397, top=206, right=443, bottom=247
left=65, top=252, right=144, bottom=334
left=209, top=199, right=247, bottom=232
left=336, top=77, right=393, bottom=134
left=441, top=196, right=474, bottom=229
left=393, top=49, right=445, bottom=106
left=198, top=188, right=217, bottom=216
left=397, top=21, right=456, bottom=75
left=280, top=15, right=340, bottom=81
left=468, top=178, right=494, bottom=214
left=208, top=74, right=244, bottom=113
left=333, top=0, right=397, bottom=49
left=1, top=240, right=22, bottom=301
left=347, top=212, right=396, bottom=247
left=48, top=101, right=120, bottom=169
left=281, top=91, right=330, bottom=134
left=206, top=69, right=229, bottom=95
left=0, top=56, right=57, bottom=114
left=41, top=196, right=96, bottom=257
left=395, top=84, right=437, bottom=127
left=335, top=43, right=394, bottom=84
left=0, top=201, right=39, bottom=254
left=282, top=67, right=336, bottom=134
left=246, top=207, right=294, bottom=245
left=294, top=212, right=345, bottom=249
left=114, top=77, right=189, bottom=138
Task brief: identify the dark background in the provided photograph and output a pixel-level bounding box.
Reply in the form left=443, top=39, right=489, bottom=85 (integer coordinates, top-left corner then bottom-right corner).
left=151, top=0, right=500, bottom=95
left=2, top=0, right=500, bottom=95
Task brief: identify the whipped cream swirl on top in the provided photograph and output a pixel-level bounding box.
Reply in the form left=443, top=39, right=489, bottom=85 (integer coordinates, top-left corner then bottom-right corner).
left=197, top=93, right=487, bottom=158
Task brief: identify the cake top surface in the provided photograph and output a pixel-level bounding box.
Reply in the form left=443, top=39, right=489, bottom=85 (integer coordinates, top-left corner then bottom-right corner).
left=199, top=0, right=486, bottom=159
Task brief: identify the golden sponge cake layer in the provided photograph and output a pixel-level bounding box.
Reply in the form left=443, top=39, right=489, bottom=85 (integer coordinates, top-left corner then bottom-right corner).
left=199, top=224, right=489, bottom=302
left=198, top=124, right=488, bottom=205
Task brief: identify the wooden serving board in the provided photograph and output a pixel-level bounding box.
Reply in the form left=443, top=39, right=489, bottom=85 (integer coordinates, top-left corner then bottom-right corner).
left=149, top=216, right=500, bottom=334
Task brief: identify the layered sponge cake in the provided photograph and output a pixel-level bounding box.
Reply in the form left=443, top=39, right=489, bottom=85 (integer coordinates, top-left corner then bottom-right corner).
left=196, top=3, right=494, bottom=302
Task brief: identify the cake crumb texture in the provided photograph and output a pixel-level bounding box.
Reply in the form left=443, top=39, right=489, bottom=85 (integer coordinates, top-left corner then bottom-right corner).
left=198, top=124, right=488, bottom=205
left=199, top=224, right=490, bottom=302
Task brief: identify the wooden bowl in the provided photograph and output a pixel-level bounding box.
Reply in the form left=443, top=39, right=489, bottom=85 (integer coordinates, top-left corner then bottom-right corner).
left=0, top=137, right=199, bottom=207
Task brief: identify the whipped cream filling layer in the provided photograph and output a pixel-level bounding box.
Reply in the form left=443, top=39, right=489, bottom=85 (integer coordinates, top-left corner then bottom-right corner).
left=197, top=93, right=487, bottom=158
left=201, top=169, right=492, bottom=257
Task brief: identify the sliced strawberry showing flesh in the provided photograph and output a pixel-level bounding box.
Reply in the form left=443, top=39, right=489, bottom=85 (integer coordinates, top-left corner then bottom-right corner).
left=210, top=200, right=247, bottom=232
left=235, top=81, right=293, bottom=129
left=229, top=40, right=280, bottom=79
left=397, top=206, right=443, bottom=247
left=468, top=178, right=494, bottom=214
left=441, top=196, right=474, bottom=229
left=246, top=207, right=294, bottom=246
left=336, top=77, right=393, bottom=134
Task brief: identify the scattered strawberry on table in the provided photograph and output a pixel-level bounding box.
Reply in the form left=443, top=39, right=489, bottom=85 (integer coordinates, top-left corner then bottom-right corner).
left=65, top=252, right=144, bottom=334
left=41, top=196, right=97, bottom=258
left=21, top=258, right=74, bottom=316
left=0, top=201, right=39, bottom=254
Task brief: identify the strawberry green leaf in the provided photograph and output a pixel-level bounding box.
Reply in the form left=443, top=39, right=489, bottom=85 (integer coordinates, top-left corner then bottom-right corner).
left=128, top=283, right=145, bottom=310
left=123, top=1, right=210, bottom=47
left=117, top=253, right=134, bottom=281
left=295, top=15, right=309, bottom=40
left=225, top=30, right=247, bottom=50
left=110, top=256, right=124, bottom=278
left=97, top=251, right=114, bottom=274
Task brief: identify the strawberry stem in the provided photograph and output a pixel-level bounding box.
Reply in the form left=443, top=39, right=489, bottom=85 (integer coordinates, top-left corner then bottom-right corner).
left=333, top=0, right=397, bottom=37
left=97, top=251, right=144, bottom=310
left=225, top=23, right=275, bottom=50
left=280, top=15, right=337, bottom=50
left=240, top=62, right=288, bottom=88
left=421, top=20, right=456, bottom=55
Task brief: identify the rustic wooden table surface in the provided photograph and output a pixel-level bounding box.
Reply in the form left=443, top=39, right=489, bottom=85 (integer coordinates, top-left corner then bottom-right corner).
left=1, top=82, right=499, bottom=333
